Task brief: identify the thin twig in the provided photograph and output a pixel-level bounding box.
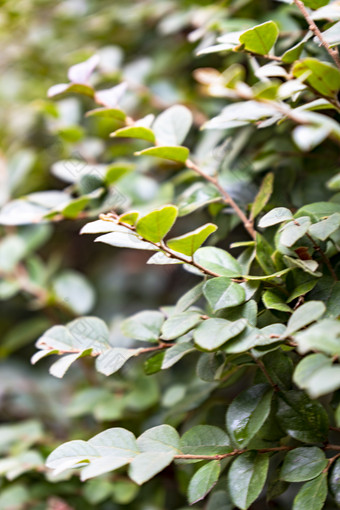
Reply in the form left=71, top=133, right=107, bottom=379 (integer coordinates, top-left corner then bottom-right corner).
left=250, top=353, right=280, bottom=391
left=185, top=159, right=256, bottom=240
left=293, top=0, right=340, bottom=69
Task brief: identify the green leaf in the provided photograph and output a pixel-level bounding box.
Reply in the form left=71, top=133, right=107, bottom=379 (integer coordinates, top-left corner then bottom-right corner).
left=258, top=207, right=293, bottom=228
left=293, top=58, right=340, bottom=98
left=281, top=41, right=305, bottom=64
left=135, top=146, right=189, bottom=163
left=129, top=451, right=175, bottom=485
left=293, top=473, right=328, bottom=510
left=279, top=217, right=311, bottom=247
left=161, top=342, right=195, bottom=369
left=153, top=105, right=193, bottom=146
left=303, top=0, right=329, bottom=8
left=262, top=290, right=292, bottom=312
left=294, top=356, right=340, bottom=397
left=283, top=301, right=325, bottom=337
left=295, top=319, right=340, bottom=356
left=118, top=211, right=139, bottom=225
left=52, top=270, right=95, bottom=315
left=86, top=107, right=127, bottom=120
left=137, top=424, right=181, bottom=453
left=280, top=447, right=327, bottom=482
left=255, top=233, right=277, bottom=275
left=308, top=213, right=340, bottom=241
left=226, top=384, right=273, bottom=448
left=180, top=425, right=231, bottom=456
left=121, top=310, right=164, bottom=342
left=161, top=311, right=202, bottom=340
left=239, top=21, right=279, bottom=55
left=95, top=232, right=158, bottom=250
left=167, top=223, right=217, bottom=257
left=110, top=126, right=156, bottom=143
left=188, top=461, right=221, bottom=505
left=174, top=282, right=204, bottom=313
left=277, top=391, right=329, bottom=443
left=250, top=173, right=274, bottom=221
left=194, top=318, right=247, bottom=351
left=228, top=452, right=269, bottom=510
left=96, top=347, right=143, bottom=376
left=47, top=82, right=95, bottom=99
left=203, top=277, right=246, bottom=312
left=330, top=458, right=340, bottom=505
left=136, top=205, right=178, bottom=243
left=194, top=247, right=243, bottom=278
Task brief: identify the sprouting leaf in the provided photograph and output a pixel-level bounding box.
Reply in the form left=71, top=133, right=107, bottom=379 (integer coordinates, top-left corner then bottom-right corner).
left=153, top=105, right=193, bottom=146
left=228, top=452, right=269, bottom=510
left=226, top=384, right=273, bottom=448
left=135, top=146, right=189, bottom=163
left=187, top=461, right=220, bottom=505
left=136, top=205, right=178, bottom=243
left=203, top=277, right=246, bottom=312
left=167, top=223, right=217, bottom=257
left=239, top=21, right=279, bottom=55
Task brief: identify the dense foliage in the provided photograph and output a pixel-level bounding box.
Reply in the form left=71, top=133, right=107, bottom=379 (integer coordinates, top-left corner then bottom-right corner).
left=1, top=0, right=340, bottom=508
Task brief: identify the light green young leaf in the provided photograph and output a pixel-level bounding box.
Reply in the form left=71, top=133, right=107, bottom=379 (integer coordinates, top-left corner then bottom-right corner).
left=188, top=461, right=221, bottom=505
left=303, top=0, right=329, bottom=8
left=135, top=146, right=189, bottom=163
left=203, top=277, right=246, bottom=312
left=86, top=107, right=126, bottom=121
left=280, top=447, right=327, bottom=482
left=194, top=318, right=247, bottom=351
left=110, top=126, right=156, bottom=143
left=293, top=58, right=340, bottom=98
left=167, top=223, right=217, bottom=257
left=121, top=310, right=164, bottom=342
left=239, top=21, right=279, bottom=55
left=153, top=105, right=193, bottom=146
left=136, top=205, right=178, bottom=243
left=228, top=452, right=269, bottom=510
left=262, top=290, right=292, bottom=313
left=226, top=384, right=273, bottom=448
left=292, top=473, right=328, bottom=510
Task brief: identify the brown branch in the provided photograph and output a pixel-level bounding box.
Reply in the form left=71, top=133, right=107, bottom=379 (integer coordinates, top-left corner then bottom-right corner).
left=185, top=159, right=256, bottom=240
left=250, top=353, right=280, bottom=391
left=293, top=0, right=340, bottom=69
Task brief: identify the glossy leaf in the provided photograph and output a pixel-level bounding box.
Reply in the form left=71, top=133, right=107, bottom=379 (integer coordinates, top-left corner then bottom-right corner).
left=292, top=473, right=328, bottom=510
left=167, top=223, right=217, bottom=257
left=280, top=447, right=327, bottom=482
left=187, top=461, right=220, bottom=505
left=228, top=452, right=269, bottom=510
left=136, top=205, right=178, bottom=243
